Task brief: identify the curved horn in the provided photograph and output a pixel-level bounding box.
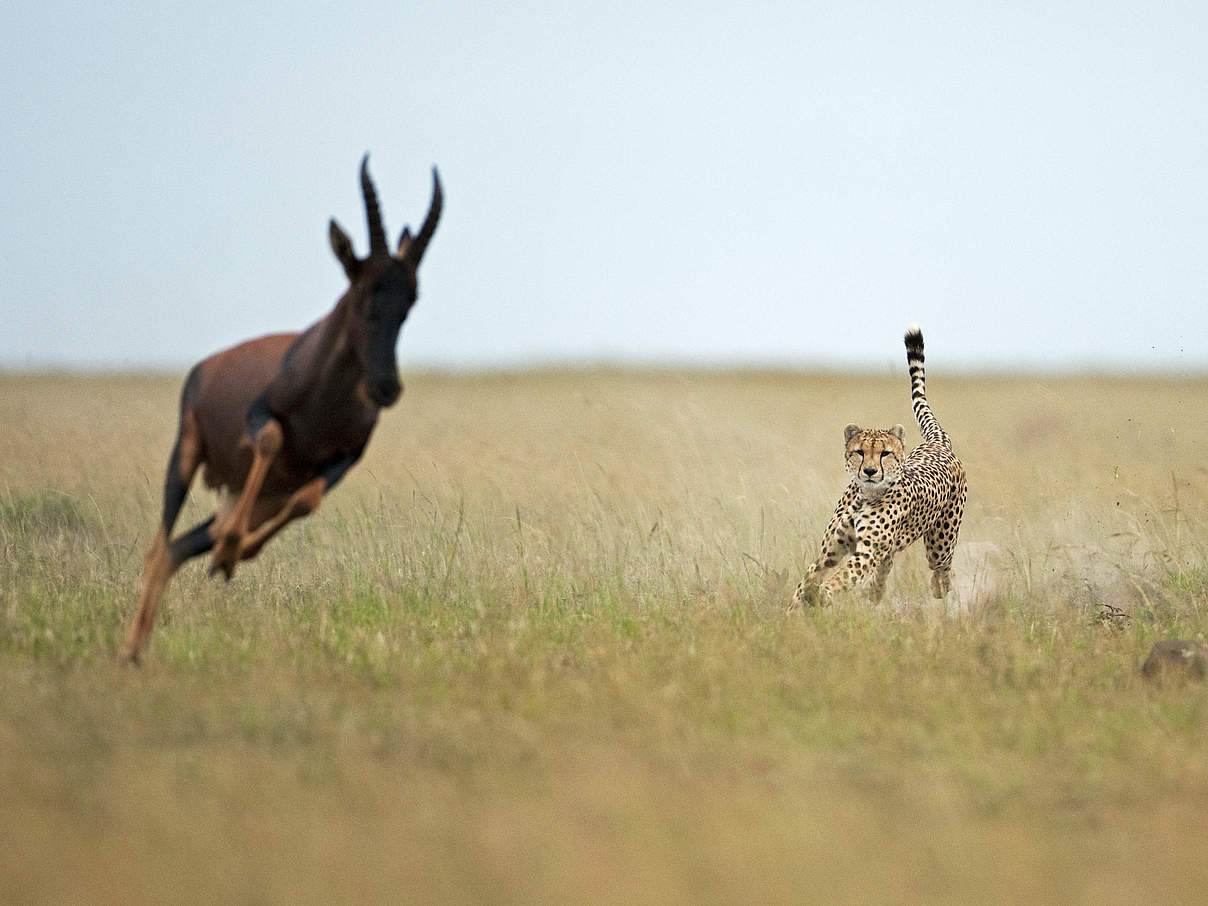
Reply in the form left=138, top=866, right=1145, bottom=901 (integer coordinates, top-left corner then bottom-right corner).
left=402, top=166, right=443, bottom=266
left=360, top=154, right=388, bottom=256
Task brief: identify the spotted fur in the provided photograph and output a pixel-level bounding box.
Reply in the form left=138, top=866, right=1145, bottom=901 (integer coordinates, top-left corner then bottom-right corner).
left=791, top=324, right=967, bottom=608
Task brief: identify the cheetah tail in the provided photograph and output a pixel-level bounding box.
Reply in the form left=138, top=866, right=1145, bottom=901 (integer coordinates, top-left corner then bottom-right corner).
left=904, top=323, right=945, bottom=444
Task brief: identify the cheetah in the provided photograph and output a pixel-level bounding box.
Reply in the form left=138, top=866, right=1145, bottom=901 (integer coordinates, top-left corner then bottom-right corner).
left=791, top=324, right=967, bottom=608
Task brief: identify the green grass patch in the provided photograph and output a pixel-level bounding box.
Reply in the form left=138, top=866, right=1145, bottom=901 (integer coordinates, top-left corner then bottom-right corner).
left=2, top=371, right=1208, bottom=903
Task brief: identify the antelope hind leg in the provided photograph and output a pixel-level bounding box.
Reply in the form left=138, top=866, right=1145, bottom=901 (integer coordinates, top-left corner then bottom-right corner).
left=120, top=529, right=174, bottom=665
left=119, top=518, right=217, bottom=665
left=121, top=412, right=205, bottom=665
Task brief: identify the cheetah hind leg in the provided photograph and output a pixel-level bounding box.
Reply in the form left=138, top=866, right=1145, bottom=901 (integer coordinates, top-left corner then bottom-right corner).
left=923, top=520, right=959, bottom=600
left=929, top=567, right=951, bottom=599
left=924, top=533, right=952, bottom=598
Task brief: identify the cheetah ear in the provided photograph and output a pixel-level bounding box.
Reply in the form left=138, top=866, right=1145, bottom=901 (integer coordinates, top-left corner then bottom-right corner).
left=844, top=424, right=861, bottom=443
left=892, top=424, right=905, bottom=442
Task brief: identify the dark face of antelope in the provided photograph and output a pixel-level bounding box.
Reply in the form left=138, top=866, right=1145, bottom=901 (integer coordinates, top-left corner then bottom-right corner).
left=329, top=156, right=443, bottom=408
left=354, top=259, right=415, bottom=406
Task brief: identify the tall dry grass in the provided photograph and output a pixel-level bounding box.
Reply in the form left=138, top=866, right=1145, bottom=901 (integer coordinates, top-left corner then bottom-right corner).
left=2, top=369, right=1207, bottom=903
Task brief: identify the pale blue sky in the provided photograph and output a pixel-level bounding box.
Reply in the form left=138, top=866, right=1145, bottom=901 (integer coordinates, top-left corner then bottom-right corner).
left=3, top=1, right=1207, bottom=371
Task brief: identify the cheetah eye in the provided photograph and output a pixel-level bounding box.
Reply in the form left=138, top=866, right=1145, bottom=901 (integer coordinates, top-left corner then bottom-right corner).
left=880, top=450, right=891, bottom=459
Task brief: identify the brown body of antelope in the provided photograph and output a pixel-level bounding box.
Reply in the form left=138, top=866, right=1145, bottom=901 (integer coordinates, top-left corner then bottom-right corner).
left=120, top=156, right=442, bottom=665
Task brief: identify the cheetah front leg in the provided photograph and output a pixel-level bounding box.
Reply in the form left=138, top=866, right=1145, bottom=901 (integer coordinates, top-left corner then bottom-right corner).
left=791, top=563, right=828, bottom=609
left=869, top=555, right=895, bottom=602
left=790, top=521, right=853, bottom=610
left=817, top=548, right=884, bottom=602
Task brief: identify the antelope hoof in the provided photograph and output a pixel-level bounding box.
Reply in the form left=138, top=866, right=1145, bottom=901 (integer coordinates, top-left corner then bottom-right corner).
left=209, top=539, right=240, bottom=581
left=118, top=645, right=142, bottom=667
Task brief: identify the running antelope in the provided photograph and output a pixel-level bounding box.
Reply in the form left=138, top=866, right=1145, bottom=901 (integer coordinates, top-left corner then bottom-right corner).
left=120, top=156, right=442, bottom=665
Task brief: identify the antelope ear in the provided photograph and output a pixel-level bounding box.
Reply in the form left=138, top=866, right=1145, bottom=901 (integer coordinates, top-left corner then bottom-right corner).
left=892, top=424, right=905, bottom=442
left=396, top=226, right=413, bottom=259
left=844, top=424, right=861, bottom=443
left=329, top=219, right=359, bottom=279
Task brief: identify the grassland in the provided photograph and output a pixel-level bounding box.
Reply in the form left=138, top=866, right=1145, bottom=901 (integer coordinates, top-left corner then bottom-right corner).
left=2, top=368, right=1207, bottom=903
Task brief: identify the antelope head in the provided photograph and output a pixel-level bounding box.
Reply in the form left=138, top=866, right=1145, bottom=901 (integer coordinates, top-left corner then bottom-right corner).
left=328, top=155, right=443, bottom=407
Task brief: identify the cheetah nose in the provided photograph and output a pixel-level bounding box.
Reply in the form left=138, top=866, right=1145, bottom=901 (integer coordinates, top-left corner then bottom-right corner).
left=863, top=466, right=878, bottom=478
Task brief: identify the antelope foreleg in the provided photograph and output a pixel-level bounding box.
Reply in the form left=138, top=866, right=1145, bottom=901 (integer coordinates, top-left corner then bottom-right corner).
left=237, top=477, right=328, bottom=562
left=236, top=451, right=358, bottom=561
left=210, top=417, right=284, bottom=580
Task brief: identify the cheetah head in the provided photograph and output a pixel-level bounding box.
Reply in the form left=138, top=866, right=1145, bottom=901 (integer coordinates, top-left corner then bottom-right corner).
left=844, top=424, right=906, bottom=499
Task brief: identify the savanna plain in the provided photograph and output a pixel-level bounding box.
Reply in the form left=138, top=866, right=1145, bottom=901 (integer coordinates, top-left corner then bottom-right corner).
left=2, top=368, right=1207, bottom=904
